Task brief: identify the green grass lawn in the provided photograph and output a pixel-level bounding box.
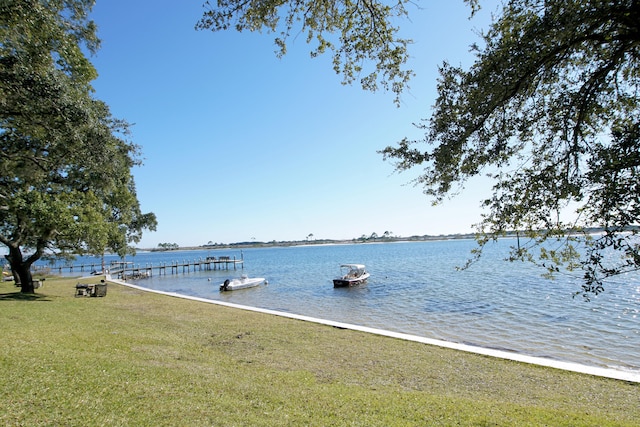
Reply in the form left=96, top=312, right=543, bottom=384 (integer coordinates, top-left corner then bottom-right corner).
left=0, top=276, right=638, bottom=426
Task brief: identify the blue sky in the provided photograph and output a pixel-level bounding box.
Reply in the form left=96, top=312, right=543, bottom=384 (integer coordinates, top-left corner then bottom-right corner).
left=89, top=1, right=499, bottom=247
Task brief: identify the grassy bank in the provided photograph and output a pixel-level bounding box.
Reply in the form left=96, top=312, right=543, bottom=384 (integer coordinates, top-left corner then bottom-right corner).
left=0, top=277, right=638, bottom=426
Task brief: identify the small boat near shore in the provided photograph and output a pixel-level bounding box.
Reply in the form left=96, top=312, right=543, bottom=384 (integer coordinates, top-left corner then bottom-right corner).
left=219, top=275, right=267, bottom=291
left=333, top=264, right=370, bottom=287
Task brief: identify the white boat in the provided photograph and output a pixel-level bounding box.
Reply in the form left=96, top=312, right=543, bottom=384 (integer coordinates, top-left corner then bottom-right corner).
left=219, top=275, right=267, bottom=291
left=333, top=264, right=370, bottom=287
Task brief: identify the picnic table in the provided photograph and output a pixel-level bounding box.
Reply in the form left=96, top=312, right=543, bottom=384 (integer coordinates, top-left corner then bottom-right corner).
left=75, top=281, right=107, bottom=297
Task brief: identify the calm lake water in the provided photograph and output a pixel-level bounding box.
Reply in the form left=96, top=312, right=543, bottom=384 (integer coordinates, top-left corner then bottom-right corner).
left=49, top=239, right=640, bottom=374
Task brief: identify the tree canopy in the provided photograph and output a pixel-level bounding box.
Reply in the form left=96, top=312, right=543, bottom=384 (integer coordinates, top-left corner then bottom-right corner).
left=381, top=0, right=640, bottom=297
left=196, top=0, right=470, bottom=104
left=1, top=0, right=157, bottom=292
left=200, top=0, right=640, bottom=297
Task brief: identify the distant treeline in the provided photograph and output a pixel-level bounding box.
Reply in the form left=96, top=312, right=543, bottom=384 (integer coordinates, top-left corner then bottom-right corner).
left=152, top=243, right=180, bottom=251
left=147, top=226, right=636, bottom=252
left=195, top=233, right=478, bottom=250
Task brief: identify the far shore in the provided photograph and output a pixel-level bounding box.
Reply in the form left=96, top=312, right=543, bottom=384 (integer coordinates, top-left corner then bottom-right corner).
left=144, top=233, right=480, bottom=252
left=142, top=226, right=619, bottom=253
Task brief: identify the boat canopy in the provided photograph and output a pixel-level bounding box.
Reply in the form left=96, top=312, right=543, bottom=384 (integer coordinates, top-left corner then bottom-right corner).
left=340, top=264, right=365, bottom=270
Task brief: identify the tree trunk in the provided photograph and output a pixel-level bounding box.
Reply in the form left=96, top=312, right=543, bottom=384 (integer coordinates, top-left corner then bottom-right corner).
left=5, top=247, right=34, bottom=294
left=16, top=263, right=34, bottom=294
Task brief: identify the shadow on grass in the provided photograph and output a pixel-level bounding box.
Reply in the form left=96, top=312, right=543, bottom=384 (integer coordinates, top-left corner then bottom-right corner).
left=0, top=292, right=51, bottom=301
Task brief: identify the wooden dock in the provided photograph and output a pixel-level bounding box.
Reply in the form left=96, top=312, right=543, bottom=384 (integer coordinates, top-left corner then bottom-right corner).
left=46, top=256, right=244, bottom=279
